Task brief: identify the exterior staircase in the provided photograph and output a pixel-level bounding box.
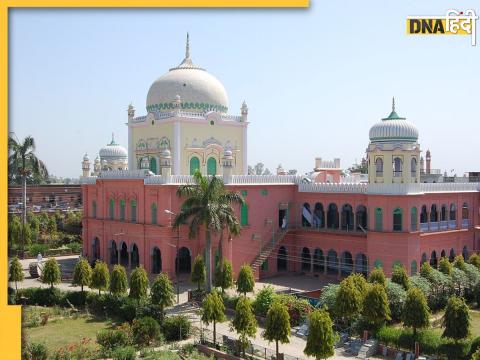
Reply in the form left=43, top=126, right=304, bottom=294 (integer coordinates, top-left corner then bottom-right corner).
left=251, top=228, right=288, bottom=277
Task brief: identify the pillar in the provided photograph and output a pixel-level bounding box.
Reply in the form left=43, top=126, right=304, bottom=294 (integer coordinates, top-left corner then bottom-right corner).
left=324, top=255, right=327, bottom=275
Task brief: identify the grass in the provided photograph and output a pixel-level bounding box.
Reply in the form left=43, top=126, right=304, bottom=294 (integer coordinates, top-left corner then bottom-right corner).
left=428, top=308, right=480, bottom=339
left=24, top=310, right=114, bottom=351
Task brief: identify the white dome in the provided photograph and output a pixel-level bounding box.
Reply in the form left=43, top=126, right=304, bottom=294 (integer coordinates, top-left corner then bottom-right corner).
left=369, top=100, right=418, bottom=143
left=99, top=135, right=127, bottom=160
left=146, top=35, right=229, bottom=114
left=83, top=153, right=90, bottom=161
left=161, top=148, right=171, bottom=158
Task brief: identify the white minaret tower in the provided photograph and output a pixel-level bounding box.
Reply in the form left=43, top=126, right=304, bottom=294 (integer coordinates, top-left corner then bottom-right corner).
left=160, top=148, right=172, bottom=176
left=241, top=100, right=248, bottom=122
left=93, top=155, right=101, bottom=176
left=222, top=148, right=234, bottom=183
left=82, top=153, right=91, bottom=177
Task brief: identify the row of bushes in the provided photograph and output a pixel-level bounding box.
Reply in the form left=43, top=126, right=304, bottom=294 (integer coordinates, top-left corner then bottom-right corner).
left=377, top=326, right=480, bottom=359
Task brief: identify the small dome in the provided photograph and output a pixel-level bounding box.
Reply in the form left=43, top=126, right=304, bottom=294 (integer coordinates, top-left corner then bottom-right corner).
left=161, top=148, right=171, bottom=158
left=369, top=98, right=419, bottom=143
left=224, top=149, right=233, bottom=157
left=146, top=34, right=229, bottom=114
left=99, top=134, right=127, bottom=160
left=83, top=153, right=90, bottom=161
left=94, top=155, right=100, bottom=163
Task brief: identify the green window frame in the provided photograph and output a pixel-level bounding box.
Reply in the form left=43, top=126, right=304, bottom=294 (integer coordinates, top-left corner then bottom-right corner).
left=260, top=189, right=268, bottom=196
left=411, top=207, right=418, bottom=231
left=151, top=203, right=157, bottom=225
left=207, top=157, right=217, bottom=175
left=393, top=208, right=402, bottom=231
left=149, top=157, right=157, bottom=175
left=374, top=259, right=383, bottom=269
left=241, top=190, right=247, bottom=197
left=92, top=200, right=97, bottom=218
left=241, top=203, right=248, bottom=226
left=190, top=156, right=200, bottom=175
left=411, top=260, right=417, bottom=275
left=374, top=208, right=383, bottom=231
left=130, top=200, right=137, bottom=223
left=109, top=199, right=114, bottom=220
left=120, top=200, right=126, bottom=221
left=261, top=260, right=268, bottom=271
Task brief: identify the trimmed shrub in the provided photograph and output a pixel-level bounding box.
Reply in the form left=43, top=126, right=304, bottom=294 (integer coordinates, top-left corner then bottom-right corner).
left=24, top=342, right=49, bottom=360
left=132, top=316, right=161, bottom=346
left=18, top=288, right=64, bottom=307
left=276, top=294, right=313, bottom=326
left=386, top=282, right=406, bottom=322
left=438, top=339, right=470, bottom=360
left=253, top=285, right=277, bottom=317
left=377, top=326, right=402, bottom=348
left=162, top=315, right=191, bottom=341
left=96, top=329, right=131, bottom=350
left=469, top=336, right=480, bottom=358
left=63, top=291, right=88, bottom=307
left=112, top=346, right=136, bottom=360
left=317, top=284, right=339, bottom=314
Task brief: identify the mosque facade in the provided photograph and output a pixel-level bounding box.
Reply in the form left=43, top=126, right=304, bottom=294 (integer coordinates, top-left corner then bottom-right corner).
left=80, top=36, right=480, bottom=280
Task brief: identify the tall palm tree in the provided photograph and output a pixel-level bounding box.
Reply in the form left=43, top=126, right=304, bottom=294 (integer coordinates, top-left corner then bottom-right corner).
left=8, top=134, right=49, bottom=228
left=174, top=171, right=244, bottom=292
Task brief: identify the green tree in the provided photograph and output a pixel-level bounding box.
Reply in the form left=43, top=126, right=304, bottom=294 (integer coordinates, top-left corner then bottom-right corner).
left=349, top=273, right=368, bottom=297
left=91, top=261, right=110, bottom=295
left=237, top=264, right=255, bottom=296
left=28, top=212, right=40, bottom=241
left=362, top=284, right=391, bottom=330
left=42, top=258, right=61, bottom=289
left=129, top=266, right=149, bottom=303
left=174, top=171, right=244, bottom=292
left=110, top=264, right=128, bottom=296
left=202, top=290, right=226, bottom=347
left=8, top=134, right=49, bottom=228
left=304, top=308, right=335, bottom=360
left=191, top=255, right=206, bottom=290
left=263, top=301, right=291, bottom=359
left=403, top=287, right=430, bottom=337
left=470, top=253, right=480, bottom=270
left=453, top=255, right=467, bottom=272
left=8, top=215, right=22, bottom=249
left=151, top=272, right=175, bottom=318
left=473, top=347, right=480, bottom=360
left=391, top=265, right=410, bottom=290
left=231, top=296, right=257, bottom=357
left=38, top=212, right=49, bottom=233
left=214, top=259, right=234, bottom=294
left=420, top=262, right=433, bottom=279
left=335, top=277, right=362, bottom=326
left=9, top=256, right=24, bottom=292
left=442, top=296, right=470, bottom=342
left=46, top=216, right=57, bottom=236
left=368, top=268, right=386, bottom=287
left=438, top=257, right=453, bottom=276
left=72, top=258, right=92, bottom=293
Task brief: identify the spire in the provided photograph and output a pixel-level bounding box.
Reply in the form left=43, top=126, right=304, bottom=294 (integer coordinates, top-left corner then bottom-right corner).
left=382, top=96, right=405, bottom=121
left=392, top=97, right=395, bottom=112
left=109, top=133, right=118, bottom=146
left=185, top=32, right=190, bottom=59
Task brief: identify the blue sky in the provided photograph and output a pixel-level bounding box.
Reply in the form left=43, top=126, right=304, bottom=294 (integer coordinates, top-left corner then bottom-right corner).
left=9, top=1, right=480, bottom=178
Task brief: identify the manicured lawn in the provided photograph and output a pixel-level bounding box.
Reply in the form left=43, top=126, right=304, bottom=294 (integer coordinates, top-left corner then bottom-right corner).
left=24, top=312, right=114, bottom=351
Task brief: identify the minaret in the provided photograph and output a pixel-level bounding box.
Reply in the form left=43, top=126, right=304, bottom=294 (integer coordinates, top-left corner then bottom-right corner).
left=420, top=156, right=425, bottom=175
left=426, top=149, right=431, bottom=175
left=127, top=104, right=135, bottom=121
left=160, top=148, right=172, bottom=176
left=222, top=148, right=234, bottom=183
left=82, top=153, right=90, bottom=177
left=140, top=157, right=150, bottom=170
left=93, top=155, right=101, bottom=176
left=172, top=94, right=181, bottom=114
left=241, top=101, right=248, bottom=122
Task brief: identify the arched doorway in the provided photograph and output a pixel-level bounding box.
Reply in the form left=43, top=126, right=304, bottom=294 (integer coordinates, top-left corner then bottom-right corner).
left=152, top=247, right=162, bottom=274
left=92, top=237, right=100, bottom=261
left=355, top=253, right=368, bottom=276
left=301, top=247, right=311, bottom=272
left=326, top=250, right=338, bottom=275
left=277, top=246, right=288, bottom=272
left=356, top=205, right=367, bottom=231
left=131, top=244, right=140, bottom=268
left=430, top=250, right=437, bottom=268
left=207, top=157, right=217, bottom=175
left=341, top=204, right=354, bottom=231
left=190, top=156, right=200, bottom=175
left=313, top=203, right=324, bottom=228
left=341, top=251, right=353, bottom=275
left=327, top=204, right=339, bottom=229
left=449, top=248, right=455, bottom=262
left=109, top=240, right=118, bottom=265
left=313, top=248, right=324, bottom=272
left=177, top=247, right=191, bottom=273
left=302, top=203, right=312, bottom=227
left=120, top=242, right=128, bottom=267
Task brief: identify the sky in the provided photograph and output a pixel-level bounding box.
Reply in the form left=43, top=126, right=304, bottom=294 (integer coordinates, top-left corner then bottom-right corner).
left=9, top=1, right=480, bottom=179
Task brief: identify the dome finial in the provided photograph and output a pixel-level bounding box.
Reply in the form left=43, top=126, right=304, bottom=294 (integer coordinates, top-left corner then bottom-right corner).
left=185, top=32, right=190, bottom=59
left=392, top=97, right=395, bottom=112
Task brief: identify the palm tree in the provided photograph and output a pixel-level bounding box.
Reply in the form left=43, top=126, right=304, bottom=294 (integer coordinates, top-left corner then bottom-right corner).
left=8, top=134, right=48, bottom=234
left=174, top=171, right=244, bottom=292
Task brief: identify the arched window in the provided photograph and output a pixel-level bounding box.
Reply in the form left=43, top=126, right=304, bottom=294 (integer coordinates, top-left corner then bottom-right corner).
left=152, top=247, right=162, bottom=274
left=190, top=156, right=200, bottom=175
left=131, top=244, right=139, bottom=268
left=411, top=260, right=417, bottom=275
left=420, top=205, right=428, bottom=223
left=393, top=208, right=402, bottom=231
left=327, top=203, right=339, bottom=229
left=241, top=203, right=248, bottom=226
left=375, top=208, right=383, bottom=231
left=375, top=158, right=383, bottom=176
left=302, top=203, right=312, bottom=227
left=411, top=157, right=417, bottom=177
left=411, top=207, right=418, bottom=231
left=356, top=205, right=368, bottom=231
left=109, top=198, right=114, bottom=220
left=341, top=204, right=354, bottom=231
left=120, top=199, right=126, bottom=221
left=430, top=204, right=438, bottom=222
left=130, top=200, right=137, bottom=223
left=301, top=247, right=311, bottom=272
left=277, top=246, right=288, bottom=272
left=393, top=157, right=403, bottom=177
left=450, top=203, right=456, bottom=220
left=207, top=157, right=217, bottom=175
left=313, top=203, right=324, bottom=228
left=151, top=203, right=157, bottom=225
left=462, top=203, right=469, bottom=228
left=149, top=157, right=157, bottom=175
left=313, top=248, right=324, bottom=272
left=92, top=200, right=97, bottom=218
left=109, top=240, right=118, bottom=265
left=441, top=204, right=447, bottom=221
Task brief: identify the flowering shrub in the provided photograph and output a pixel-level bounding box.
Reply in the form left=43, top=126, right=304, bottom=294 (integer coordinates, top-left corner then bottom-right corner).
left=276, top=294, right=313, bottom=326
left=52, top=337, right=97, bottom=360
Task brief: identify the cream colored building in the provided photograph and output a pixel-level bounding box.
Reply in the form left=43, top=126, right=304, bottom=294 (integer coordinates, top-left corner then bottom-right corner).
left=127, top=34, right=248, bottom=176
left=367, top=98, right=421, bottom=184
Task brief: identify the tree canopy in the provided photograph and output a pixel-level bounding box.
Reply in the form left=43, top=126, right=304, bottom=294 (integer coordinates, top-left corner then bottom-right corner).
left=72, top=258, right=92, bottom=293
left=9, top=257, right=24, bottom=292
left=110, top=264, right=128, bottom=296
left=129, top=266, right=149, bottom=302
left=304, top=308, right=335, bottom=360
left=442, top=296, right=470, bottom=341
left=151, top=272, right=175, bottom=317
left=191, top=255, right=206, bottom=290
left=91, top=261, right=110, bottom=295
left=403, top=287, right=430, bottom=336
left=391, top=265, right=410, bottom=290
left=263, top=301, right=291, bottom=359
left=42, top=258, right=61, bottom=288
left=237, top=264, right=255, bottom=296
left=368, top=268, right=387, bottom=287
left=202, top=290, right=226, bottom=346
left=231, top=295, right=257, bottom=356
left=362, top=284, right=391, bottom=330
